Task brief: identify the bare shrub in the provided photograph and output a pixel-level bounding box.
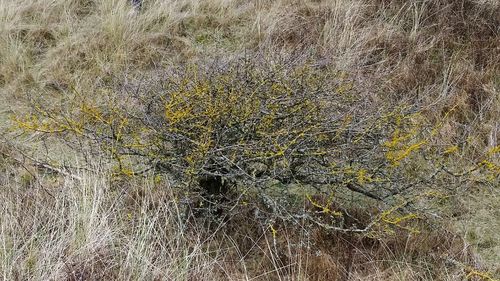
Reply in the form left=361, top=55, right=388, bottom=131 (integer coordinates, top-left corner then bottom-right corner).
left=13, top=56, right=497, bottom=235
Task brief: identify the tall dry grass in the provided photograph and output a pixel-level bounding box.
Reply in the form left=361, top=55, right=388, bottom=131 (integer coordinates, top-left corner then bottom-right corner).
left=0, top=162, right=485, bottom=280
left=0, top=163, right=239, bottom=280
left=1, top=0, right=498, bottom=148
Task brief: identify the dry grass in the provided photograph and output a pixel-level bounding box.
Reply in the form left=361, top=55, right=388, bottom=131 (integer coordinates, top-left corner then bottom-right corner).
left=1, top=0, right=498, bottom=147
left=0, top=0, right=499, bottom=280
left=0, top=164, right=486, bottom=280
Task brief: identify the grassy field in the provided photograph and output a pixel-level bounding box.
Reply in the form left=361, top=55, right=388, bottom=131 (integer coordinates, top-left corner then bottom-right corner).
left=0, top=0, right=498, bottom=280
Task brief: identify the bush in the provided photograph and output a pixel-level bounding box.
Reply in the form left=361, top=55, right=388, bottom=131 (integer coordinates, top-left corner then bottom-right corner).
left=13, top=56, right=497, bottom=233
